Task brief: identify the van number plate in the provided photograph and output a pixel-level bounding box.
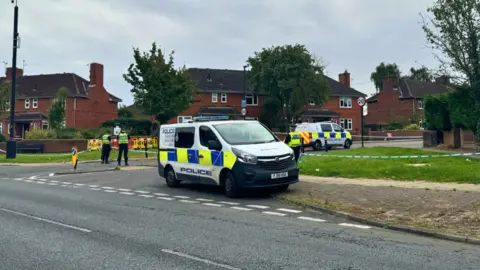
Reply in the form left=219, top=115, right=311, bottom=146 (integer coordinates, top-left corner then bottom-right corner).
left=327, top=139, right=342, bottom=144
left=271, top=172, right=288, bottom=179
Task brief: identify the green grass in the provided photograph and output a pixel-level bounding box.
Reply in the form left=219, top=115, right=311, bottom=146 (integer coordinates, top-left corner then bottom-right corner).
left=0, top=150, right=153, bottom=164
left=299, top=147, right=480, bottom=184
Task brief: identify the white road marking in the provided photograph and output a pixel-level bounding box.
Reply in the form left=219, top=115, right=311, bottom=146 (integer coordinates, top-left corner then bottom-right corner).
left=118, top=188, right=132, bottom=192
left=49, top=173, right=55, bottom=177
left=74, top=183, right=85, bottom=186
left=36, top=179, right=47, bottom=182
left=179, top=200, right=199, bottom=204
left=230, top=207, right=253, bottom=211
left=90, top=188, right=102, bottom=191
left=262, top=211, right=287, bottom=217
left=48, top=183, right=58, bottom=186
left=61, top=185, right=69, bottom=187
left=173, top=195, right=190, bottom=199
left=103, top=190, right=117, bottom=193
left=14, top=178, right=23, bottom=181
left=196, top=198, right=214, bottom=202
left=34, top=181, right=45, bottom=184
left=28, top=176, right=37, bottom=180
left=101, top=186, right=115, bottom=189
left=157, top=197, right=175, bottom=201
left=135, top=190, right=150, bottom=194
left=246, top=205, right=270, bottom=209
left=119, top=192, right=135, bottom=195
left=153, top=193, right=169, bottom=196
left=49, top=180, right=59, bottom=183
left=202, top=203, right=223, bottom=207
left=161, top=249, right=241, bottom=270
left=218, top=201, right=240, bottom=205
left=24, top=180, right=33, bottom=183
left=89, top=185, right=99, bottom=188
left=0, top=208, right=91, bottom=233
left=62, top=182, right=72, bottom=185
left=297, top=216, right=326, bottom=222
left=138, top=194, right=154, bottom=198
left=277, top=208, right=302, bottom=214
left=339, top=223, right=371, bottom=229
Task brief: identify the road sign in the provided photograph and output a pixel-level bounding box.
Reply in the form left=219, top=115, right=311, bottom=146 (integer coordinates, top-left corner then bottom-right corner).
left=71, top=147, right=78, bottom=169
left=113, top=126, right=121, bottom=136
left=241, top=108, right=247, bottom=116
left=357, top=96, right=366, bottom=106
left=241, top=99, right=246, bottom=108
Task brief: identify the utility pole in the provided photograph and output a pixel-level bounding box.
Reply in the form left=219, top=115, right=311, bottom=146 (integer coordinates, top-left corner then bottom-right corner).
left=6, top=0, right=19, bottom=159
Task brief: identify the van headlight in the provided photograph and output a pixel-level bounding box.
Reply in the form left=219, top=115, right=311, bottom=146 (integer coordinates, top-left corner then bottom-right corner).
left=232, top=148, right=258, bottom=164
left=288, top=148, right=295, bottom=160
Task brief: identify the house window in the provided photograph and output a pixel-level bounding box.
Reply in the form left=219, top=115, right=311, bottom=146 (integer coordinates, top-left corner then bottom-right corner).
left=8, top=123, right=11, bottom=135
left=0, top=123, right=2, bottom=134
left=25, top=99, right=30, bottom=109
left=32, top=98, right=38, bottom=108
left=61, top=119, right=66, bottom=128
left=42, top=121, right=49, bottom=130
left=221, top=93, right=227, bottom=103
left=419, top=120, right=426, bottom=129
left=418, top=100, right=424, bottom=110
left=5, top=101, right=9, bottom=112
left=211, top=93, right=218, bottom=103
left=339, top=97, right=352, bottom=108
left=245, top=94, right=258, bottom=106
left=340, top=118, right=353, bottom=130
left=177, top=116, right=192, bottom=123
left=309, top=99, right=315, bottom=106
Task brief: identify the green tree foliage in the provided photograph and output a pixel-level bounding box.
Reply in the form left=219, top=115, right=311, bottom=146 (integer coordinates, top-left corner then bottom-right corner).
left=424, top=94, right=452, bottom=131
left=422, top=0, right=480, bottom=148
left=123, top=42, right=197, bottom=124
left=370, top=62, right=401, bottom=92
left=102, top=118, right=154, bottom=136
left=118, top=105, right=134, bottom=118
left=247, top=44, right=330, bottom=130
left=48, top=87, right=68, bottom=129
left=408, top=67, right=433, bottom=82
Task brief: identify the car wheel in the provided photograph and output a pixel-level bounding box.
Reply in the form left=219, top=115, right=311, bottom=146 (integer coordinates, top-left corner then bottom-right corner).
left=313, top=140, right=322, bottom=151
left=165, top=167, right=180, bottom=188
left=344, top=139, right=352, bottom=149
left=224, top=171, right=241, bottom=198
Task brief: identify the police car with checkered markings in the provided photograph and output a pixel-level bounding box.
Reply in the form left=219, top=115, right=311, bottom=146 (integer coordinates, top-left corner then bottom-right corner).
left=158, top=117, right=299, bottom=198
left=295, top=122, right=352, bottom=151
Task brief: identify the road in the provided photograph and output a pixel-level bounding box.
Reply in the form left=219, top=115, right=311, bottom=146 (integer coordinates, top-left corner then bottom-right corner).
left=1, top=163, right=479, bottom=269
left=351, top=139, right=423, bottom=149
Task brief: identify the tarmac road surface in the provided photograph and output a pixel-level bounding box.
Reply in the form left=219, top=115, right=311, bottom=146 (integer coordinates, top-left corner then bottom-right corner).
left=0, top=164, right=479, bottom=269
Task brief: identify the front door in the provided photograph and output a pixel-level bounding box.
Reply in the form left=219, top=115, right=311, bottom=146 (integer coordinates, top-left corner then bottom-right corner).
left=22, top=123, right=30, bottom=139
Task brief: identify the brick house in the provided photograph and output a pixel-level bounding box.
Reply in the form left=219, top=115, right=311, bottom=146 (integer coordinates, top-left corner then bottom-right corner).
left=0, top=63, right=121, bottom=139
left=366, top=76, right=452, bottom=130
left=171, top=68, right=366, bottom=132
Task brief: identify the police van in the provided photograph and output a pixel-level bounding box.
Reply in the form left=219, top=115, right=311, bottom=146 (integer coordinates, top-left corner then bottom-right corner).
left=158, top=116, right=299, bottom=198
left=294, top=121, right=352, bottom=151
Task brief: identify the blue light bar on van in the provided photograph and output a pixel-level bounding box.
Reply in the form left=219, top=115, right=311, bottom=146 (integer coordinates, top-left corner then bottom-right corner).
left=193, top=115, right=230, bottom=121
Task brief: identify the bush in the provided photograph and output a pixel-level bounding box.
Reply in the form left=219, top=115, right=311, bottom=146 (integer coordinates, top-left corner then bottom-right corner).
left=25, top=129, right=57, bottom=140
left=102, top=117, right=153, bottom=136
left=403, top=123, right=421, bottom=130
left=55, top=128, right=83, bottom=139
left=424, top=94, right=451, bottom=131
left=81, top=127, right=112, bottom=139
left=0, top=133, right=5, bottom=142
left=385, top=119, right=405, bottom=130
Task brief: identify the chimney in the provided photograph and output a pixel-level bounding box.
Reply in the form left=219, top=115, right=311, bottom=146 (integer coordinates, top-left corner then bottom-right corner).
left=382, top=76, right=396, bottom=91
left=338, top=70, right=350, bottom=88
left=5, top=67, right=23, bottom=80
left=89, top=62, right=104, bottom=87
left=435, top=75, right=450, bottom=85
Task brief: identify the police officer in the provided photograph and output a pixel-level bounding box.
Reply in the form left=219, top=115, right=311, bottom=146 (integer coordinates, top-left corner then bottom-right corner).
left=101, top=131, right=112, bottom=164
left=117, top=130, right=131, bottom=166
left=284, top=131, right=303, bottom=162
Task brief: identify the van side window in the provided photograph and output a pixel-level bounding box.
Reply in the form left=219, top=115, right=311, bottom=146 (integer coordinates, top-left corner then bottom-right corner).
left=199, top=126, right=221, bottom=150
left=320, top=124, right=333, bottom=132
left=175, top=127, right=195, bottom=148
left=332, top=124, right=343, bottom=132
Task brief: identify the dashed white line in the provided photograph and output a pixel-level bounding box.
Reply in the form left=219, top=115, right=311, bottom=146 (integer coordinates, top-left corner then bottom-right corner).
left=277, top=208, right=302, bottom=214
left=218, top=201, right=240, bottom=205
left=230, top=207, right=253, bottom=211
left=297, top=217, right=326, bottom=222
left=246, top=205, right=270, bottom=209
left=103, top=190, right=117, bottom=193
left=62, top=182, right=72, bottom=185
left=0, top=208, right=91, bottom=233
left=161, top=249, right=241, bottom=270
left=89, top=185, right=99, bottom=188
left=74, top=183, right=85, bottom=186
left=135, top=190, right=150, bottom=194
left=14, top=178, right=23, bottom=181
left=90, top=188, right=102, bottom=191
left=101, top=186, right=115, bottom=189
left=179, top=200, right=199, bottom=204
left=154, top=193, right=169, bottom=196
left=173, top=195, right=190, bottom=199
left=28, top=176, right=37, bottom=180
left=36, top=179, right=47, bottom=182
left=24, top=180, right=33, bottom=183
left=202, top=203, right=223, bottom=207
left=262, top=211, right=287, bottom=217
left=196, top=198, right=214, bottom=202
left=48, top=183, right=58, bottom=186
left=138, top=194, right=154, bottom=198
left=339, top=223, right=371, bottom=229
left=119, top=192, right=135, bottom=195
left=49, top=180, right=59, bottom=183
left=61, top=185, right=69, bottom=187
left=157, top=197, right=175, bottom=201
left=118, top=188, right=132, bottom=192
left=34, top=181, right=45, bottom=184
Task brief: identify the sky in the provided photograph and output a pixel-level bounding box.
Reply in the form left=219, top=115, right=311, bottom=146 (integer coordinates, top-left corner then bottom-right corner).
left=0, top=0, right=438, bottom=106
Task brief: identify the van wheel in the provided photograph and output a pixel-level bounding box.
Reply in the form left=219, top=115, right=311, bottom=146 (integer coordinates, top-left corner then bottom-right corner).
left=344, top=139, right=352, bottom=149
left=224, top=171, right=241, bottom=198
left=313, top=140, right=322, bottom=151
left=165, top=167, right=180, bottom=188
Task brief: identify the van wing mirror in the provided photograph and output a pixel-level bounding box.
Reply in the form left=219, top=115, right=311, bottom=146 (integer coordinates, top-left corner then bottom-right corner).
left=207, top=140, right=222, bottom=151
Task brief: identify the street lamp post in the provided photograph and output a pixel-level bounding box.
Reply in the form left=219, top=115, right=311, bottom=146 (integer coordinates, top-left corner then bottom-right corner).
left=243, top=64, right=248, bottom=120
left=6, top=0, right=19, bottom=159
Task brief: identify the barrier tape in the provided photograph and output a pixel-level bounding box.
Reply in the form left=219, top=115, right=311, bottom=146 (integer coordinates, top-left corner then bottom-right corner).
left=301, top=152, right=480, bottom=159
left=351, top=135, right=422, bottom=139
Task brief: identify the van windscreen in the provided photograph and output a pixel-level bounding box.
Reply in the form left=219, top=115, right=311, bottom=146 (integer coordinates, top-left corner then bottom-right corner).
left=213, top=122, right=278, bottom=145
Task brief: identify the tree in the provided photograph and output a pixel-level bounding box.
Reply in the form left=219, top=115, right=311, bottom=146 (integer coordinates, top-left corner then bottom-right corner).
left=424, top=94, right=452, bottom=131
left=247, top=44, right=330, bottom=130
left=407, top=67, right=433, bottom=82
left=370, top=62, right=401, bottom=92
left=422, top=0, right=480, bottom=148
left=48, top=87, right=68, bottom=129
left=123, top=42, right=197, bottom=124
left=118, top=105, right=134, bottom=118
left=0, top=81, right=11, bottom=117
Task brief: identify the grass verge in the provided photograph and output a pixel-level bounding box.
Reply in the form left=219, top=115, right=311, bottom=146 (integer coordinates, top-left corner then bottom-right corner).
left=299, top=147, right=480, bottom=184
left=0, top=150, right=154, bottom=164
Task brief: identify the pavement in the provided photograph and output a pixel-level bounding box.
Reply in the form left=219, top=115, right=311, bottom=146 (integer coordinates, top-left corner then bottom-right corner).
left=1, top=164, right=480, bottom=269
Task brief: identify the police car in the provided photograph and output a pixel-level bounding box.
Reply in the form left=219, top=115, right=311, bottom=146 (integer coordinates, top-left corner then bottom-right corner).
left=294, top=121, right=352, bottom=151
left=158, top=116, right=299, bottom=198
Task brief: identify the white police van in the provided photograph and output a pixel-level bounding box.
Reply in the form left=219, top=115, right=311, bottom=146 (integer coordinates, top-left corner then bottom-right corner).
left=158, top=116, right=299, bottom=198
left=295, top=121, right=352, bottom=151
